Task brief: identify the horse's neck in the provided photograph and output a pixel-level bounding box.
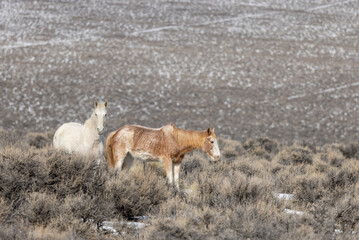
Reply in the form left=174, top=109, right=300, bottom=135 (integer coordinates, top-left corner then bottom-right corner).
left=83, top=113, right=99, bottom=140
left=173, top=128, right=206, bottom=154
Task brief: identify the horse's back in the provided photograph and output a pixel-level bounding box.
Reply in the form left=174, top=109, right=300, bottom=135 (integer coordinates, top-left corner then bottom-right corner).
left=114, top=124, right=176, bottom=155
left=55, top=122, right=82, bottom=133
left=121, top=124, right=173, bottom=137
left=111, top=125, right=135, bottom=148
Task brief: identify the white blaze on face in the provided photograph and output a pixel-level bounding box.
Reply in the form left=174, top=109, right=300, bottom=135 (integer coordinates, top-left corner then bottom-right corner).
left=212, top=138, right=221, bottom=160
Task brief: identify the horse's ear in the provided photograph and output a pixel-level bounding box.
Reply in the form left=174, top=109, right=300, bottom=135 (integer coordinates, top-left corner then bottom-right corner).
left=207, top=128, right=211, bottom=135
left=212, top=128, right=215, bottom=133
left=170, top=122, right=175, bottom=127
left=104, top=101, right=108, bottom=108
left=94, top=101, right=98, bottom=108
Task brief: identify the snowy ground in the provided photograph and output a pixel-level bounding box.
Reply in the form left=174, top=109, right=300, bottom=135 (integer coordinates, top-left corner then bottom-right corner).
left=1, top=0, right=359, bottom=144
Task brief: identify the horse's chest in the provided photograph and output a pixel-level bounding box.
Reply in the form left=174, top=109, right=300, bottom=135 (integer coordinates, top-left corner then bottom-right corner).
left=78, top=136, right=100, bottom=151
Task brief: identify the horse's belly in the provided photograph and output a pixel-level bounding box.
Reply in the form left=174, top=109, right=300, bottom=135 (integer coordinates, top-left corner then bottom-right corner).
left=132, top=150, right=162, bottom=162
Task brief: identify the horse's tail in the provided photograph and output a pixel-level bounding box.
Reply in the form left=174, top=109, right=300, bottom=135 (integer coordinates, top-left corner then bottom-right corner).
left=105, top=131, right=116, bottom=168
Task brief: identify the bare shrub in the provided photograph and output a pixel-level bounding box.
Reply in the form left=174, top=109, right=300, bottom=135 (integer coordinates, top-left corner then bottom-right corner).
left=231, top=176, right=272, bottom=203
left=63, top=194, right=114, bottom=228
left=218, top=138, right=243, bottom=161
left=180, top=150, right=221, bottom=186
left=155, top=196, right=195, bottom=219
left=48, top=215, right=101, bottom=240
left=335, top=193, right=359, bottom=232
left=193, top=172, right=271, bottom=209
left=319, top=148, right=345, bottom=167
left=145, top=199, right=313, bottom=240
left=3, top=129, right=359, bottom=238
left=0, top=129, right=25, bottom=149
left=28, top=226, right=72, bottom=240
left=309, top=199, right=336, bottom=232
left=297, top=140, right=317, bottom=153
left=20, top=192, right=61, bottom=225
left=338, top=142, right=359, bottom=159
left=105, top=170, right=169, bottom=219
left=293, top=173, right=327, bottom=204
left=228, top=203, right=285, bottom=240
left=0, top=197, right=12, bottom=224
left=237, top=161, right=258, bottom=177
left=46, top=152, right=107, bottom=198
left=326, top=160, right=359, bottom=193
left=311, top=155, right=331, bottom=173
left=276, top=145, right=313, bottom=165
left=0, top=147, right=48, bottom=204
left=182, top=157, right=202, bottom=176
left=279, top=225, right=330, bottom=240
left=238, top=158, right=273, bottom=180
left=243, top=137, right=280, bottom=159
left=26, top=131, right=54, bottom=149
left=0, top=220, right=30, bottom=240
left=144, top=218, right=205, bottom=240
left=144, top=162, right=167, bottom=178
left=273, top=163, right=311, bottom=193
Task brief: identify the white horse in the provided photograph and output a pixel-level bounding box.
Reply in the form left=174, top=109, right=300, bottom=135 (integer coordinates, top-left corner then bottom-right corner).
left=53, top=101, right=108, bottom=159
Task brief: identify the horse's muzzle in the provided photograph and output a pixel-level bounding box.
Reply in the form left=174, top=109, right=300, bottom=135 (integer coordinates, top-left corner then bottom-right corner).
left=97, top=127, right=104, bottom=135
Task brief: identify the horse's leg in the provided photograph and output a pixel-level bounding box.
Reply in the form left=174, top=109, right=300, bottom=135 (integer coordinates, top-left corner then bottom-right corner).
left=164, top=158, right=173, bottom=187
left=112, top=143, right=127, bottom=170
left=142, top=161, right=147, bottom=173
left=173, top=162, right=181, bottom=190
left=91, top=141, right=104, bottom=164
left=122, top=152, right=134, bottom=171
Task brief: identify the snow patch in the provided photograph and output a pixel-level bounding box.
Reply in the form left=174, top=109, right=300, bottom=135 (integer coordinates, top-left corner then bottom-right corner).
left=284, top=209, right=305, bottom=215
left=101, top=220, right=149, bottom=236
left=273, top=193, right=294, bottom=201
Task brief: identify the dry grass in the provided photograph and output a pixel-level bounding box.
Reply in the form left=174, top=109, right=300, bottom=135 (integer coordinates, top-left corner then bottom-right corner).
left=1, top=130, right=359, bottom=239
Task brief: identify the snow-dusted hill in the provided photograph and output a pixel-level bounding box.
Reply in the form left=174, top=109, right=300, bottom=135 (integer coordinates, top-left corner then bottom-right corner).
left=1, top=0, right=358, bottom=144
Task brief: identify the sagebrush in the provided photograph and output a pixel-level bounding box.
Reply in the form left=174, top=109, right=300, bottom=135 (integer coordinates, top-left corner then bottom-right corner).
left=1, top=131, right=359, bottom=239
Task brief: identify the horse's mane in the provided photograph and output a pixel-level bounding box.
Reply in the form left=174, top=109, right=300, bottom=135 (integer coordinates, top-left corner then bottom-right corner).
left=172, top=126, right=207, bottom=150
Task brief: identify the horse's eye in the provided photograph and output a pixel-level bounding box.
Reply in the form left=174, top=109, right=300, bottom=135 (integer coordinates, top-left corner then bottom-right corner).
left=210, top=141, right=214, bottom=144
left=105, top=114, right=107, bottom=117
left=95, top=113, right=97, bottom=116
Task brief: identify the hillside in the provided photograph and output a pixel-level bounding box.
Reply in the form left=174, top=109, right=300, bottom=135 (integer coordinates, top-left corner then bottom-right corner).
left=1, top=0, right=359, bottom=144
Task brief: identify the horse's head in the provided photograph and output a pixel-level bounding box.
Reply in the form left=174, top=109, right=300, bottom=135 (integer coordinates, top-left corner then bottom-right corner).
left=93, top=101, right=108, bottom=135
left=202, top=128, right=221, bottom=162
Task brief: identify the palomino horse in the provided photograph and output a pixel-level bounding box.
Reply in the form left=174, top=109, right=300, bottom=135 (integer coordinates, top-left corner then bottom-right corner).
left=105, top=123, right=220, bottom=189
left=53, top=101, right=108, bottom=159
